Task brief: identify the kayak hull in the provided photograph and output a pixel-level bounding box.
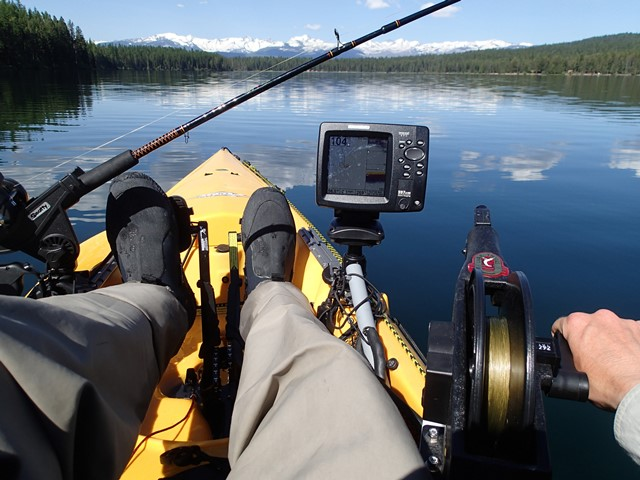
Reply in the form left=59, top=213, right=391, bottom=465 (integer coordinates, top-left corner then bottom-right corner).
left=76, top=148, right=427, bottom=478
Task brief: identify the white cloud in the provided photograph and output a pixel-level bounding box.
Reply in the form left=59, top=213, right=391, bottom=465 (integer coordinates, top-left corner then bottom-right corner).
left=421, top=2, right=461, bottom=17
left=609, top=139, right=640, bottom=177
left=177, top=3, right=185, bottom=7
left=305, top=23, right=322, bottom=31
left=358, top=0, right=390, bottom=10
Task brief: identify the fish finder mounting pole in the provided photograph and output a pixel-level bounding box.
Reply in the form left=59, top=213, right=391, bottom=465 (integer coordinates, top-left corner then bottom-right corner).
left=317, top=122, right=428, bottom=377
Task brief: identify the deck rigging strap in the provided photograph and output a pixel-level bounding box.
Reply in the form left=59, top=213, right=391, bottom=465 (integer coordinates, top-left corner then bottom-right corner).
left=196, top=221, right=221, bottom=382
left=195, top=221, right=228, bottom=437
left=225, top=231, right=243, bottom=382
left=195, top=228, right=244, bottom=438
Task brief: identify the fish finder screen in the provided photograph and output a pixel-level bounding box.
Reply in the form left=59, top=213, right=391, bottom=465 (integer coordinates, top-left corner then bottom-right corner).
left=326, top=134, right=388, bottom=197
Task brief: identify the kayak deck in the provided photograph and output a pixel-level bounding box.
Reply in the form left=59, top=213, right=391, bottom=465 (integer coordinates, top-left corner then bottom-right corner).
left=76, top=148, right=427, bottom=479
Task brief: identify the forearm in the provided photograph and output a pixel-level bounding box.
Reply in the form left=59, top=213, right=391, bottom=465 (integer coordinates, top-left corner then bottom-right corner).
left=615, top=383, right=640, bottom=465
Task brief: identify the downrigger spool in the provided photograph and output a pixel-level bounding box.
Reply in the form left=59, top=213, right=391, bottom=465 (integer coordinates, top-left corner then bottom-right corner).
left=421, top=205, right=588, bottom=479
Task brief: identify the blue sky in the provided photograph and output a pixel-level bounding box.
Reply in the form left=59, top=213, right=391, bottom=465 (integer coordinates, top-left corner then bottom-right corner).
left=18, top=0, right=640, bottom=46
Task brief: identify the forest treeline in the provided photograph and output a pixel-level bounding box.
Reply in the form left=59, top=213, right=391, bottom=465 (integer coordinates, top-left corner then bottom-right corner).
left=0, top=1, right=229, bottom=71
left=93, top=45, right=228, bottom=71
left=0, top=0, right=93, bottom=69
left=315, top=34, right=640, bottom=75
left=1, top=0, right=639, bottom=75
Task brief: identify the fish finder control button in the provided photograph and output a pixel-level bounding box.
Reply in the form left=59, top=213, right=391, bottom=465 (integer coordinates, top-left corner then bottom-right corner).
left=404, top=147, right=425, bottom=161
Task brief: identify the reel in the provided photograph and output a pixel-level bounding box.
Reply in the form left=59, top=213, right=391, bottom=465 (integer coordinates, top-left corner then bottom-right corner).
left=0, top=173, right=29, bottom=236
left=422, top=205, right=551, bottom=478
left=0, top=151, right=138, bottom=296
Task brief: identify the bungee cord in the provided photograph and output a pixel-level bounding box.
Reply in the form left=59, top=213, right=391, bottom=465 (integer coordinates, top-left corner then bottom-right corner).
left=318, top=265, right=389, bottom=348
left=123, top=396, right=197, bottom=472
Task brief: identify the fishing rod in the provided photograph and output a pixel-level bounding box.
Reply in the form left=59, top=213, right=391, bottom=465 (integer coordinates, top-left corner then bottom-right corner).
left=0, top=0, right=461, bottom=291
left=77, top=0, right=461, bottom=191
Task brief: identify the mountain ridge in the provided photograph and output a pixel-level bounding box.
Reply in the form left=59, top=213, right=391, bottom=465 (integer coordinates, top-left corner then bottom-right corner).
left=103, top=32, right=534, bottom=58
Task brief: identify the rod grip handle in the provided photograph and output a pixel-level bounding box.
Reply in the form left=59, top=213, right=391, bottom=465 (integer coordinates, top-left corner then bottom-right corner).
left=78, top=150, right=138, bottom=193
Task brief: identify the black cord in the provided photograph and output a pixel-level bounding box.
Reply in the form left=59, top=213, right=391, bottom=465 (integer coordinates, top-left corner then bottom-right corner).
left=319, top=266, right=387, bottom=344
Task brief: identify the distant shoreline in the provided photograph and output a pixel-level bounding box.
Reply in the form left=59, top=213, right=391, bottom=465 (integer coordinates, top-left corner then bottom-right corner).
left=1, top=64, right=637, bottom=78
left=2, top=0, right=638, bottom=75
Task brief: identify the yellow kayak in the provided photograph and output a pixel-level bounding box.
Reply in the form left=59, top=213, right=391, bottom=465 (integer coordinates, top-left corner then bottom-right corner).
left=76, top=147, right=427, bottom=479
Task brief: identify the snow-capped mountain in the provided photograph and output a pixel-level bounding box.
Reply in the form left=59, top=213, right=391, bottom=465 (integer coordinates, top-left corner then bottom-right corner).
left=105, top=33, right=532, bottom=58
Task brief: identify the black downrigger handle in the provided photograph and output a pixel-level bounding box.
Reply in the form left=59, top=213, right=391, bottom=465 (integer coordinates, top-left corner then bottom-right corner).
left=536, top=333, right=589, bottom=402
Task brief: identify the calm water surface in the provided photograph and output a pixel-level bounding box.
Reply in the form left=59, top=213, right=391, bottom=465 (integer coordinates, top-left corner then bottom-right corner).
left=2, top=70, right=640, bottom=478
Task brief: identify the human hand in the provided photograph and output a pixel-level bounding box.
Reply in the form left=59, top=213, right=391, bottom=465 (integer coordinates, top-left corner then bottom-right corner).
left=552, top=309, right=640, bottom=410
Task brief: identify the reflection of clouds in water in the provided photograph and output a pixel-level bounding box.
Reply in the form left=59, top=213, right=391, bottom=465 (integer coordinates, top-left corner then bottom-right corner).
left=236, top=143, right=317, bottom=190
left=3, top=75, right=510, bottom=199
left=0, top=166, right=60, bottom=193
left=460, top=150, right=497, bottom=172
left=609, top=138, right=640, bottom=177
left=2, top=141, right=316, bottom=236
left=500, top=150, right=564, bottom=181
left=148, top=74, right=509, bottom=118
left=458, top=148, right=564, bottom=186
left=413, top=84, right=506, bottom=115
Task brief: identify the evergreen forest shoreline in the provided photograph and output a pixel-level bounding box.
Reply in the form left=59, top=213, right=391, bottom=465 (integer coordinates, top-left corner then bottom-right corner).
left=1, top=0, right=638, bottom=76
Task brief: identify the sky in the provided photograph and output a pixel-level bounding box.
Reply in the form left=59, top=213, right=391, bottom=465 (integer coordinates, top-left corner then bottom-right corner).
left=17, top=0, right=640, bottom=46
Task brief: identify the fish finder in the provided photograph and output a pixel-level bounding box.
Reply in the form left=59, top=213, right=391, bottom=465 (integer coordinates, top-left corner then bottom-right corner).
left=316, top=122, right=429, bottom=213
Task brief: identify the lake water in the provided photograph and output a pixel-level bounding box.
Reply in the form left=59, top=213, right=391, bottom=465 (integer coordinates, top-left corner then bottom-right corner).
left=2, top=69, right=640, bottom=478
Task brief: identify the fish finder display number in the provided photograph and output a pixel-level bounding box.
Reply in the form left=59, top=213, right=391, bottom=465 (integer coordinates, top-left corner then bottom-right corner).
left=326, top=135, right=388, bottom=197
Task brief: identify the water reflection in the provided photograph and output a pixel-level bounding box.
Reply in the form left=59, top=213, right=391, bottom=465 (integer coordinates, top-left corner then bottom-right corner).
left=2, top=68, right=640, bottom=480
left=0, top=70, right=95, bottom=151
left=458, top=147, right=564, bottom=184
left=91, top=72, right=640, bottom=124
left=236, top=143, right=316, bottom=189
left=2, top=71, right=640, bottom=229
left=609, top=137, right=640, bottom=177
